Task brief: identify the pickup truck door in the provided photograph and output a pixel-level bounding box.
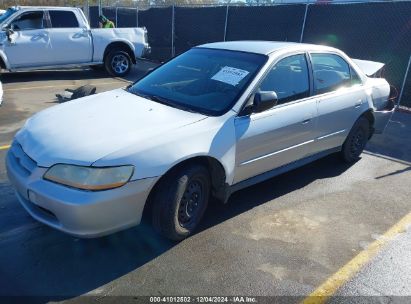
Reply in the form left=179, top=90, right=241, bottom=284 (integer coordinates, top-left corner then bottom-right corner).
left=46, top=10, right=92, bottom=64
left=4, top=10, right=53, bottom=68
left=234, top=54, right=317, bottom=184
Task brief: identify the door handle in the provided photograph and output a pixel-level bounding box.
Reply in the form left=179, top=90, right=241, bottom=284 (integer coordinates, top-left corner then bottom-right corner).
left=301, top=119, right=311, bottom=124
left=33, top=33, right=48, bottom=39
left=75, top=31, right=89, bottom=38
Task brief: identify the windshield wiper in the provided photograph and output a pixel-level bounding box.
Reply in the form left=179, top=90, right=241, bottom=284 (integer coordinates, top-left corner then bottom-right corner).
left=126, top=89, right=149, bottom=99
left=129, top=90, right=199, bottom=114
left=150, top=95, right=200, bottom=114
left=146, top=94, right=172, bottom=105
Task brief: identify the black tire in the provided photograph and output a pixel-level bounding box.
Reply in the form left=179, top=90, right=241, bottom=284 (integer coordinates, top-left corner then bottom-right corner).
left=151, top=165, right=210, bottom=241
left=104, top=50, right=132, bottom=77
left=70, top=85, right=96, bottom=100
left=340, top=117, right=370, bottom=163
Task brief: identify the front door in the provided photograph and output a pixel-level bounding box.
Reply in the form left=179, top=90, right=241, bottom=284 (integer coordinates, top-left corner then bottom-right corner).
left=5, top=10, right=52, bottom=68
left=234, top=53, right=318, bottom=184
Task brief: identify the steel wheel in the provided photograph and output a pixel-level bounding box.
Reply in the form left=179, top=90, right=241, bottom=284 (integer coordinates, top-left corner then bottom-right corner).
left=151, top=164, right=210, bottom=241
left=349, top=128, right=366, bottom=158
left=341, top=117, right=370, bottom=163
left=178, top=179, right=205, bottom=228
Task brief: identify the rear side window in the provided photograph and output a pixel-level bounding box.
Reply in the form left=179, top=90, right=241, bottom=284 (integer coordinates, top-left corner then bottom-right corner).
left=311, top=53, right=352, bottom=95
left=10, top=11, right=44, bottom=31
left=258, top=54, right=310, bottom=105
left=49, top=11, right=79, bottom=28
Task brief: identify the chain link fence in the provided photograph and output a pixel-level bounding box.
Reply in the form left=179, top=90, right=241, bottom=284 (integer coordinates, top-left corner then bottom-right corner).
left=1, top=0, right=411, bottom=106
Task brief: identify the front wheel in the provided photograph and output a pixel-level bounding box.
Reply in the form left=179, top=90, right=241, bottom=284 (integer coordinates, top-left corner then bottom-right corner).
left=340, top=117, right=370, bottom=163
left=151, top=165, right=210, bottom=241
left=104, top=50, right=132, bottom=77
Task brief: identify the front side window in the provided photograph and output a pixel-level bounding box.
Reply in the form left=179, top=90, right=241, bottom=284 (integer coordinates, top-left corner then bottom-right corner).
left=128, top=48, right=267, bottom=116
left=49, top=11, right=79, bottom=28
left=258, top=54, right=310, bottom=105
left=311, top=53, right=353, bottom=95
left=10, top=11, right=44, bottom=31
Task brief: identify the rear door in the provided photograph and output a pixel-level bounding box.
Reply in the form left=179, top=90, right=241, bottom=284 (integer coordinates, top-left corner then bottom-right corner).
left=309, top=52, right=368, bottom=152
left=5, top=10, right=53, bottom=68
left=46, top=10, right=92, bottom=64
left=234, top=53, right=318, bottom=183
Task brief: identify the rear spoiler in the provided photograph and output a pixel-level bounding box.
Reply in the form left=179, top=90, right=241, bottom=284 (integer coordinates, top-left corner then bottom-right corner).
left=352, top=59, right=385, bottom=77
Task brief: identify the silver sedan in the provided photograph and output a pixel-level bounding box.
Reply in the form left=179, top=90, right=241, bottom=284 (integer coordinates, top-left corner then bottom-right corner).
left=7, top=41, right=394, bottom=240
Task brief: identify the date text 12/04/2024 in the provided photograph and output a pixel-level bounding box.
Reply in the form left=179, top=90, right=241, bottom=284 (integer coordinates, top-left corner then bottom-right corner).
left=149, top=296, right=257, bottom=303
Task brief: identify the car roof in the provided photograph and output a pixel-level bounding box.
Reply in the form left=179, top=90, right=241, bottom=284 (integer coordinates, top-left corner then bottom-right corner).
left=198, top=41, right=338, bottom=55
left=16, top=6, right=80, bottom=11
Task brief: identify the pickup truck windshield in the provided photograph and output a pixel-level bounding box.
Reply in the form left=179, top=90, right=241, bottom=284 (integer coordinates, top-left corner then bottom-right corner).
left=0, top=8, right=17, bottom=24
left=128, top=48, right=267, bottom=116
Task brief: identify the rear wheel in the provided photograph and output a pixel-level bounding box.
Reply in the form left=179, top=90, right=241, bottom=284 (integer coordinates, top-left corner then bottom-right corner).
left=104, top=50, right=132, bottom=77
left=151, top=165, right=210, bottom=241
left=340, top=117, right=370, bottom=163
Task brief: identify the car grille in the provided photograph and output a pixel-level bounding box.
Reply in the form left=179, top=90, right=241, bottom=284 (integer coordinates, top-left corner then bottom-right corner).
left=9, top=142, right=38, bottom=177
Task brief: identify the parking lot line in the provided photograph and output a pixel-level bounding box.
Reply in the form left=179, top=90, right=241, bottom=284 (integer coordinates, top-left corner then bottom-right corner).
left=3, top=81, right=130, bottom=92
left=301, top=211, right=411, bottom=304
left=0, top=145, right=11, bottom=151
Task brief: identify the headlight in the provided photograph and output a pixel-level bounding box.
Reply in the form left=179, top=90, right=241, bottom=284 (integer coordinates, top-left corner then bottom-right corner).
left=44, top=164, right=134, bottom=191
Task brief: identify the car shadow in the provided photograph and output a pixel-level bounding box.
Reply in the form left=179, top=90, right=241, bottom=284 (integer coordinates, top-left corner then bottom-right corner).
left=0, top=203, right=175, bottom=301
left=199, top=153, right=352, bottom=233
left=0, top=60, right=159, bottom=85
left=0, top=153, right=354, bottom=302
left=366, top=111, right=411, bottom=164
left=364, top=111, right=411, bottom=179
left=1, top=69, right=110, bottom=84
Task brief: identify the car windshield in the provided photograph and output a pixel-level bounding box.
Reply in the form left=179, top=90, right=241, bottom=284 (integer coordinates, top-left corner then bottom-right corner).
left=128, top=48, right=267, bottom=116
left=0, top=8, right=17, bottom=24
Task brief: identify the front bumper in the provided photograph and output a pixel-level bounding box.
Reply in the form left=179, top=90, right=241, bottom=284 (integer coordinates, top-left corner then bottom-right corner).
left=6, top=143, right=158, bottom=238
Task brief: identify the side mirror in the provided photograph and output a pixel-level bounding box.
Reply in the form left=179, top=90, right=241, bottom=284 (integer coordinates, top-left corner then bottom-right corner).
left=5, top=27, right=14, bottom=42
left=253, top=91, right=278, bottom=113
left=5, top=23, right=16, bottom=32
left=5, top=24, right=15, bottom=33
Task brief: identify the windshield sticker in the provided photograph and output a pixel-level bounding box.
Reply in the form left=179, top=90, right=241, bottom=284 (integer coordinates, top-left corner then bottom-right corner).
left=211, top=66, right=249, bottom=86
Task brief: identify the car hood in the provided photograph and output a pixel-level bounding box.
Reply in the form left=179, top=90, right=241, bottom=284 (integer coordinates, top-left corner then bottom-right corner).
left=16, top=89, right=207, bottom=167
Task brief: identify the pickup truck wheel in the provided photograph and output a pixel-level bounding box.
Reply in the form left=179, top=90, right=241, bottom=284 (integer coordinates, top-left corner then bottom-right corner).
left=105, top=50, right=132, bottom=77
left=341, top=117, right=370, bottom=163
left=151, top=165, right=210, bottom=241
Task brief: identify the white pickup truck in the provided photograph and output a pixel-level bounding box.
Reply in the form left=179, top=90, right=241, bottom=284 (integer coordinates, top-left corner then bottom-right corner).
left=0, top=6, right=150, bottom=76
